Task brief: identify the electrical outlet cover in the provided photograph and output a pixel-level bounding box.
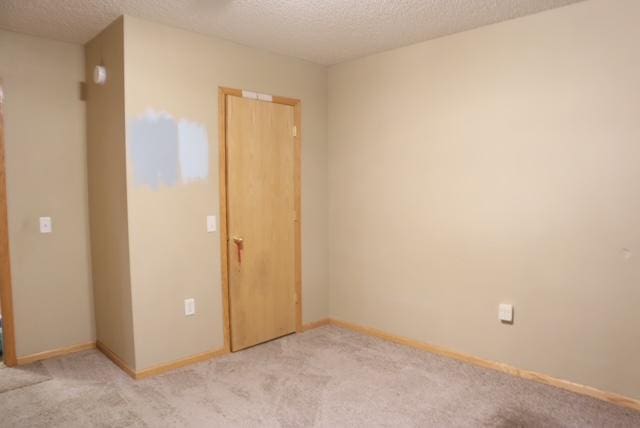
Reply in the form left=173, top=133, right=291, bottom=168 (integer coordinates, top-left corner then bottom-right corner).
left=184, top=298, right=196, bottom=316
left=39, top=217, right=52, bottom=234
left=499, top=303, right=513, bottom=323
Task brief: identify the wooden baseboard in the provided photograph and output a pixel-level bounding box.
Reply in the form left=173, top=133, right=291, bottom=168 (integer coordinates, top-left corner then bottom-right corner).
left=135, top=348, right=227, bottom=380
left=96, top=340, right=227, bottom=380
left=14, top=321, right=638, bottom=411
left=328, top=318, right=640, bottom=413
left=301, top=318, right=331, bottom=331
left=96, top=341, right=137, bottom=379
left=97, top=318, right=329, bottom=380
left=16, top=342, right=96, bottom=365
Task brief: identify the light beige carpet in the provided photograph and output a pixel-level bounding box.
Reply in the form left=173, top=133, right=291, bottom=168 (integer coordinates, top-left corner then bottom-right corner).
left=0, top=361, right=51, bottom=393
left=0, top=325, right=638, bottom=427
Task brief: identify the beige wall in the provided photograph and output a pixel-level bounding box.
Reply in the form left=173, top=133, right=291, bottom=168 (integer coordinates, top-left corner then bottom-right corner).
left=85, top=18, right=136, bottom=367
left=328, top=0, right=640, bottom=399
left=123, top=16, right=328, bottom=370
left=0, top=30, right=95, bottom=356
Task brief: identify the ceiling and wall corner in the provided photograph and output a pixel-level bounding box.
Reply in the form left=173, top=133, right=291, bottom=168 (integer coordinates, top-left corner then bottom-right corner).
left=0, top=0, right=585, bottom=65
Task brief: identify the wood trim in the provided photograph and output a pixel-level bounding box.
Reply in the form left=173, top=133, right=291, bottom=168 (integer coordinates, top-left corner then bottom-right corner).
left=272, top=95, right=299, bottom=106
left=293, top=100, right=302, bottom=333
left=0, top=80, right=17, bottom=367
left=218, top=87, right=303, bottom=349
left=17, top=342, right=96, bottom=365
left=96, top=340, right=137, bottom=379
left=218, top=87, right=232, bottom=353
left=97, top=340, right=227, bottom=380
left=329, top=319, right=640, bottom=412
left=135, top=348, right=227, bottom=380
left=301, top=318, right=330, bottom=332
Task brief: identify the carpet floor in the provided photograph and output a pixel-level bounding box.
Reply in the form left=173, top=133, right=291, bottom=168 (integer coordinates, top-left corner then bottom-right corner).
left=0, top=325, right=638, bottom=427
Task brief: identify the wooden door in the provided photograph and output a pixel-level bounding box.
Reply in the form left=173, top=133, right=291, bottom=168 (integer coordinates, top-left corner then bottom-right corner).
left=226, top=95, right=296, bottom=351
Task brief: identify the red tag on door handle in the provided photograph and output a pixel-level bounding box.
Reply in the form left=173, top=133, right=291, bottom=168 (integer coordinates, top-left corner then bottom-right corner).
left=233, top=237, right=244, bottom=265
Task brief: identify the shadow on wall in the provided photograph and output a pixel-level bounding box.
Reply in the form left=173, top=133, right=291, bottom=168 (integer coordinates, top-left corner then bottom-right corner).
left=129, top=109, right=209, bottom=189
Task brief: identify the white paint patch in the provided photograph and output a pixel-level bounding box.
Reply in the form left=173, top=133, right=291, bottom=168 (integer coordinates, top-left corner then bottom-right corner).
left=178, top=120, right=209, bottom=183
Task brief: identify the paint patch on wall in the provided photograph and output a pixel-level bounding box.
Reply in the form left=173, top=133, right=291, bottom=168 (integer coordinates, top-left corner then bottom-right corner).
left=178, top=120, right=209, bottom=183
left=128, top=109, right=209, bottom=189
left=129, top=110, right=179, bottom=189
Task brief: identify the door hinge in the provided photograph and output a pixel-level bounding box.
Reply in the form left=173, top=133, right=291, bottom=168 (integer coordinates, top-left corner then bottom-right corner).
left=292, top=126, right=297, bottom=137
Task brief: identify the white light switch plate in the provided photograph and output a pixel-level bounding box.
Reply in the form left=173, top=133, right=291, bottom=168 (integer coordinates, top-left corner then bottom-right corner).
left=499, top=303, right=513, bottom=323
left=184, top=298, right=195, bottom=316
left=206, top=215, right=216, bottom=232
left=39, top=217, right=52, bottom=234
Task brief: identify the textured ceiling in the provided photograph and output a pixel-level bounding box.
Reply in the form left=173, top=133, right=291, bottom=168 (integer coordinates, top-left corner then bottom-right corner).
left=0, top=0, right=584, bottom=65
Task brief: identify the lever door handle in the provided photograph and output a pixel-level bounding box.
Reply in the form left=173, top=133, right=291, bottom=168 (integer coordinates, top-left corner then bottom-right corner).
left=232, top=236, right=244, bottom=264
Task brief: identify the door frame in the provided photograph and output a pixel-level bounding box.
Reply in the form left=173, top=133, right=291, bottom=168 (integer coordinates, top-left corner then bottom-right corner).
left=0, top=80, right=17, bottom=366
left=218, top=87, right=302, bottom=352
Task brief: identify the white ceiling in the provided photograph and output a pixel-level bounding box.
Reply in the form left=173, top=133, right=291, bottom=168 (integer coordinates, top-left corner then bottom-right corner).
left=0, top=0, right=584, bottom=65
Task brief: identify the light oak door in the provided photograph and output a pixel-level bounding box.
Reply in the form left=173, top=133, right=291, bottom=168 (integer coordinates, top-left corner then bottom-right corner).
left=226, top=95, right=296, bottom=351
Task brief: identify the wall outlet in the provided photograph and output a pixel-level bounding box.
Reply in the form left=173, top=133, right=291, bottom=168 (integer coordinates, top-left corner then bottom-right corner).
left=39, top=217, right=52, bottom=234
left=184, top=298, right=196, bottom=316
left=499, top=303, right=513, bottom=323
